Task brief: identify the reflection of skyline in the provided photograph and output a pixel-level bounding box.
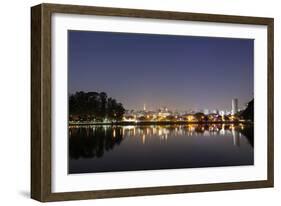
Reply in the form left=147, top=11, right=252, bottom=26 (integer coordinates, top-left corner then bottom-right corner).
left=68, top=31, right=254, bottom=111
left=69, top=124, right=251, bottom=147
left=69, top=124, right=253, bottom=173
left=232, top=128, right=240, bottom=146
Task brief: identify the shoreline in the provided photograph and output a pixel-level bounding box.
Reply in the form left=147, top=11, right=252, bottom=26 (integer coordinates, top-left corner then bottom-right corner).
left=69, top=120, right=253, bottom=126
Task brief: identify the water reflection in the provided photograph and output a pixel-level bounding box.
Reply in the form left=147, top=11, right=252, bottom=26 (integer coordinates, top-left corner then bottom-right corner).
left=69, top=126, right=123, bottom=159
left=69, top=124, right=253, bottom=173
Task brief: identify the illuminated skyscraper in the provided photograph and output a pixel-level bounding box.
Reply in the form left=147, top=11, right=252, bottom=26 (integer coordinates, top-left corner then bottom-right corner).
left=143, top=103, right=146, bottom=111
left=232, top=98, right=238, bottom=115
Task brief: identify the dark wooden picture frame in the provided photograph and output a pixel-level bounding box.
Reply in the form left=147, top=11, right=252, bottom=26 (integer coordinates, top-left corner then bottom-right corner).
left=31, top=3, right=274, bottom=202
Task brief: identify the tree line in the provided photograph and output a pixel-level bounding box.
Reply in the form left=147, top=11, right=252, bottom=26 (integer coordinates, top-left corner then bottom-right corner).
left=69, top=91, right=125, bottom=122
left=239, top=99, right=254, bottom=121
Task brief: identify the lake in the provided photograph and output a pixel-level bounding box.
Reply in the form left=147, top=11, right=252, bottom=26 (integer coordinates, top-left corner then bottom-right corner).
left=68, top=124, right=253, bottom=174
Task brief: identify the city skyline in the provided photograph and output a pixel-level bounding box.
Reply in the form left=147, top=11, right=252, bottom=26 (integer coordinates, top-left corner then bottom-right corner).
left=68, top=30, right=254, bottom=111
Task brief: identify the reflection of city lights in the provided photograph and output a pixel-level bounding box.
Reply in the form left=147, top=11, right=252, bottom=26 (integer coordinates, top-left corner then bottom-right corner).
left=152, top=127, right=156, bottom=135
left=239, top=123, right=245, bottom=130
left=220, top=124, right=226, bottom=135
left=123, top=125, right=135, bottom=130
left=142, top=134, right=146, bottom=144
left=146, top=128, right=149, bottom=134
left=113, top=129, right=116, bottom=138
left=69, top=123, right=249, bottom=151
left=232, top=127, right=240, bottom=147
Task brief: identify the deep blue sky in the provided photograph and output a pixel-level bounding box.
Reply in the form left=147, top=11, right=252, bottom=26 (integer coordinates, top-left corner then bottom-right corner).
left=68, top=30, right=254, bottom=111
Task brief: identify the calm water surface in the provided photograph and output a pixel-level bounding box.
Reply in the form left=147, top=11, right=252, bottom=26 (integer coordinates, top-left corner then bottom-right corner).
left=69, top=124, right=253, bottom=174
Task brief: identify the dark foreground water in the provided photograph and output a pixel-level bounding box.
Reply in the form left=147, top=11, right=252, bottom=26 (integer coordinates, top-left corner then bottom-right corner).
left=68, top=124, right=253, bottom=174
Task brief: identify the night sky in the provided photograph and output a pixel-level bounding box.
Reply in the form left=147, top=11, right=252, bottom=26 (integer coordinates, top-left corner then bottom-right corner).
left=68, top=30, right=254, bottom=112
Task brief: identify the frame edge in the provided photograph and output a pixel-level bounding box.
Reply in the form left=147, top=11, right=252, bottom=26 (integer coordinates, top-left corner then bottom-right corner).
left=41, top=3, right=273, bottom=25
left=31, top=3, right=53, bottom=202
left=31, top=4, right=43, bottom=202
left=267, top=18, right=274, bottom=187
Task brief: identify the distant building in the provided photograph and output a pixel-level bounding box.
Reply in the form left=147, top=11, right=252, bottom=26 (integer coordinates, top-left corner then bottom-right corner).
left=204, top=109, right=209, bottom=115
left=213, top=109, right=219, bottom=114
left=219, top=110, right=225, bottom=116
left=232, top=98, right=238, bottom=115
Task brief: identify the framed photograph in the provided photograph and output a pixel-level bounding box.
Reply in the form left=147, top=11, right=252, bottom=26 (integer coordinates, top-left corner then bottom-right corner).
left=31, top=3, right=274, bottom=202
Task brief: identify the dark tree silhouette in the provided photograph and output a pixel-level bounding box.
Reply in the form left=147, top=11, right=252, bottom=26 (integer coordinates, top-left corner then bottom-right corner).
left=69, top=91, right=125, bottom=122
left=240, top=99, right=254, bottom=122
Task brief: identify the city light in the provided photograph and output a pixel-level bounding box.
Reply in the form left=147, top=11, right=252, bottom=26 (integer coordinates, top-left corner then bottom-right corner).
left=69, top=98, right=253, bottom=125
